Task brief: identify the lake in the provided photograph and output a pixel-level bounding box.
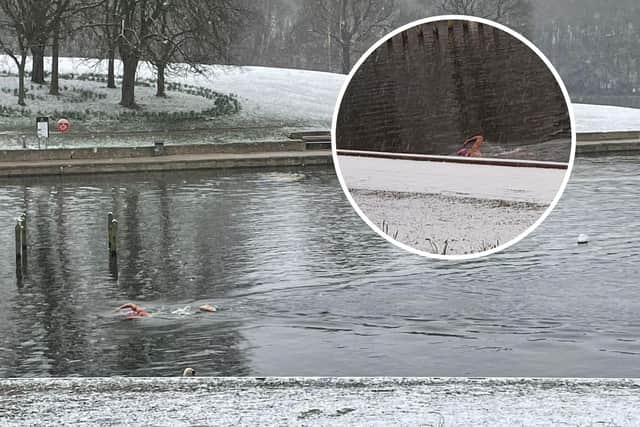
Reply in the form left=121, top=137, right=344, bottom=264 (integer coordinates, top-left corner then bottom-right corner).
left=0, top=155, right=638, bottom=377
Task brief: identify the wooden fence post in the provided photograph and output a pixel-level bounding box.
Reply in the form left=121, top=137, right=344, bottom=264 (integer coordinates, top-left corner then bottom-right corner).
left=15, top=220, right=22, bottom=282
left=19, top=213, right=27, bottom=255
left=107, top=212, right=113, bottom=252
left=109, top=219, right=118, bottom=256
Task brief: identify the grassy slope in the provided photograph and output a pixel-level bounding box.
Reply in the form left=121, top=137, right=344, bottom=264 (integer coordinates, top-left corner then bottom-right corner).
left=0, top=56, right=344, bottom=146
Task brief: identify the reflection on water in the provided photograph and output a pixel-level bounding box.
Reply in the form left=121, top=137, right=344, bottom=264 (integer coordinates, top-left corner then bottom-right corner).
left=0, top=157, right=639, bottom=377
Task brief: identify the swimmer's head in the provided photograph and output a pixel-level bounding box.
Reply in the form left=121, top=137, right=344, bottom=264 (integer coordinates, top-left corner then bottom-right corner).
left=183, top=367, right=196, bottom=377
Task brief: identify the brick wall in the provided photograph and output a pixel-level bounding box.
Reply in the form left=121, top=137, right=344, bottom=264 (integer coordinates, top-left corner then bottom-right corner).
left=336, top=21, right=571, bottom=160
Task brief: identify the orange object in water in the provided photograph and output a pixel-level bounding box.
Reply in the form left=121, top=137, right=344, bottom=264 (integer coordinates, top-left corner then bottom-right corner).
left=116, top=303, right=150, bottom=317
left=461, top=135, right=484, bottom=157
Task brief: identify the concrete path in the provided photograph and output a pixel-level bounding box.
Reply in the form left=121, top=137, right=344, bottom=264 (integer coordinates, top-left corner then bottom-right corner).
left=338, top=155, right=567, bottom=204
left=1, top=377, right=639, bottom=426
left=577, top=131, right=640, bottom=154
left=0, top=150, right=332, bottom=177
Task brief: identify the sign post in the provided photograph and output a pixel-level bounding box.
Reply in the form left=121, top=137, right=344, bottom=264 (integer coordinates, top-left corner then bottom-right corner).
left=36, top=116, right=49, bottom=149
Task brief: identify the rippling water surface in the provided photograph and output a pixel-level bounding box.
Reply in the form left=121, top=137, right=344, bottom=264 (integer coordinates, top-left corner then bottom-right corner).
left=0, top=156, right=639, bottom=377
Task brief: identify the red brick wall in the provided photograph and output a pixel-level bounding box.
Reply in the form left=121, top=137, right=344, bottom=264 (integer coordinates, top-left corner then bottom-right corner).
left=337, top=21, right=571, bottom=160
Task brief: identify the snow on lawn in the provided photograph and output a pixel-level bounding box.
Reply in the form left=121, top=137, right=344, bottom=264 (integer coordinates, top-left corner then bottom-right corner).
left=573, top=103, right=640, bottom=133
left=0, top=55, right=344, bottom=123
left=338, top=155, right=567, bottom=204
left=351, top=189, right=545, bottom=255
left=338, top=156, right=565, bottom=254
left=0, top=74, right=224, bottom=115
left=4, top=55, right=640, bottom=135
left=4, top=378, right=640, bottom=426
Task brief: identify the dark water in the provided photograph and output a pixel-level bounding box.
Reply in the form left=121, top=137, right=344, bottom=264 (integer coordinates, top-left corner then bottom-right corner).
left=0, top=157, right=639, bottom=378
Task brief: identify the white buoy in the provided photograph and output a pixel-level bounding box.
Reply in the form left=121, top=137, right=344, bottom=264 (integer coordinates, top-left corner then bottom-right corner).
left=577, top=234, right=589, bottom=244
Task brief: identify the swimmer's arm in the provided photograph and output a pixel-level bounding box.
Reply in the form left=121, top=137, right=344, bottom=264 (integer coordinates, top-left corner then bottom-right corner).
left=463, top=136, right=479, bottom=146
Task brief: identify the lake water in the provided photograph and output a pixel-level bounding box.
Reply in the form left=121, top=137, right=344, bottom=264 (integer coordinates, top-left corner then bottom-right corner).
left=0, top=156, right=639, bottom=377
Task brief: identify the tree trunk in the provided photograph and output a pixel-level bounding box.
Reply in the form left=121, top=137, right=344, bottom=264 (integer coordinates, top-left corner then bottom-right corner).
left=341, top=42, right=351, bottom=74
left=49, top=25, right=60, bottom=95
left=120, top=55, right=139, bottom=108
left=18, top=52, right=27, bottom=106
left=156, top=63, right=166, bottom=97
left=31, top=46, right=46, bottom=83
left=107, top=45, right=116, bottom=88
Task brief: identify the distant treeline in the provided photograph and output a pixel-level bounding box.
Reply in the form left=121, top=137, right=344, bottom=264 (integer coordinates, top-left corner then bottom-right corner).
left=1, top=0, right=639, bottom=108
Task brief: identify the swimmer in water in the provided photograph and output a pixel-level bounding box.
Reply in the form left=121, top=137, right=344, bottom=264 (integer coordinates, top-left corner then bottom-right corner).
left=116, top=303, right=216, bottom=319
left=456, top=135, right=484, bottom=157
left=116, top=303, right=150, bottom=317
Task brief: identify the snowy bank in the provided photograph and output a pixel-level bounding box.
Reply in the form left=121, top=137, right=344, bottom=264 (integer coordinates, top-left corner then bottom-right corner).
left=573, top=103, right=640, bottom=133
left=1, top=377, right=639, bottom=426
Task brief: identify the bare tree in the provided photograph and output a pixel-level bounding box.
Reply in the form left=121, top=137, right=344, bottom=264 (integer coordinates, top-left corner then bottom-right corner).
left=437, top=0, right=532, bottom=35
left=0, top=0, right=51, bottom=104
left=438, top=0, right=527, bottom=20
left=29, top=3, right=52, bottom=84
left=49, top=0, right=73, bottom=95
left=242, top=0, right=295, bottom=65
left=103, top=0, right=120, bottom=88
left=145, top=0, right=241, bottom=97
left=76, top=0, right=121, bottom=89
left=304, top=0, right=397, bottom=74
left=116, top=0, right=162, bottom=108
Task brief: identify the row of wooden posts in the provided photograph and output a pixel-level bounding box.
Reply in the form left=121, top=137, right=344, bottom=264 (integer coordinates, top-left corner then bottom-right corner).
left=14, top=211, right=120, bottom=281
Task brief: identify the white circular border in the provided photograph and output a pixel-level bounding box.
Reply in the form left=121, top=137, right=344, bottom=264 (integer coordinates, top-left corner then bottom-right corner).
left=331, top=15, right=577, bottom=261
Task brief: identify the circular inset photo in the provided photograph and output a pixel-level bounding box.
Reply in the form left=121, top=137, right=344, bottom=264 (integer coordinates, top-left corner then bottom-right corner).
left=333, top=16, right=575, bottom=260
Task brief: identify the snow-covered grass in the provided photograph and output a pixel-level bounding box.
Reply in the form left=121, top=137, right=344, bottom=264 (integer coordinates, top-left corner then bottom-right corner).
left=0, top=55, right=343, bottom=141
left=2, top=54, right=639, bottom=146
left=352, top=189, right=544, bottom=255
left=338, top=155, right=563, bottom=254
left=0, top=75, right=239, bottom=123
left=4, top=377, right=639, bottom=426
left=573, top=103, right=640, bottom=133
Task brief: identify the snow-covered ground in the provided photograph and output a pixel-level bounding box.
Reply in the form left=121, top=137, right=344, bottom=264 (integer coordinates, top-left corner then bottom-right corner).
left=573, top=103, right=640, bottom=133
left=338, top=155, right=564, bottom=254
left=0, top=55, right=343, bottom=128
left=2, top=55, right=639, bottom=141
left=338, top=155, right=567, bottom=204
left=2, top=377, right=639, bottom=426
left=351, top=189, right=544, bottom=254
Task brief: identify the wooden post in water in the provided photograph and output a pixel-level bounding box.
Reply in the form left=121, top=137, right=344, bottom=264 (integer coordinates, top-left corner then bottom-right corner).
left=19, top=212, right=27, bottom=255
left=107, top=212, right=113, bottom=252
left=20, top=223, right=27, bottom=273
left=109, top=251, right=118, bottom=279
left=15, top=220, right=22, bottom=283
left=108, top=217, right=118, bottom=278
left=109, top=219, right=118, bottom=256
